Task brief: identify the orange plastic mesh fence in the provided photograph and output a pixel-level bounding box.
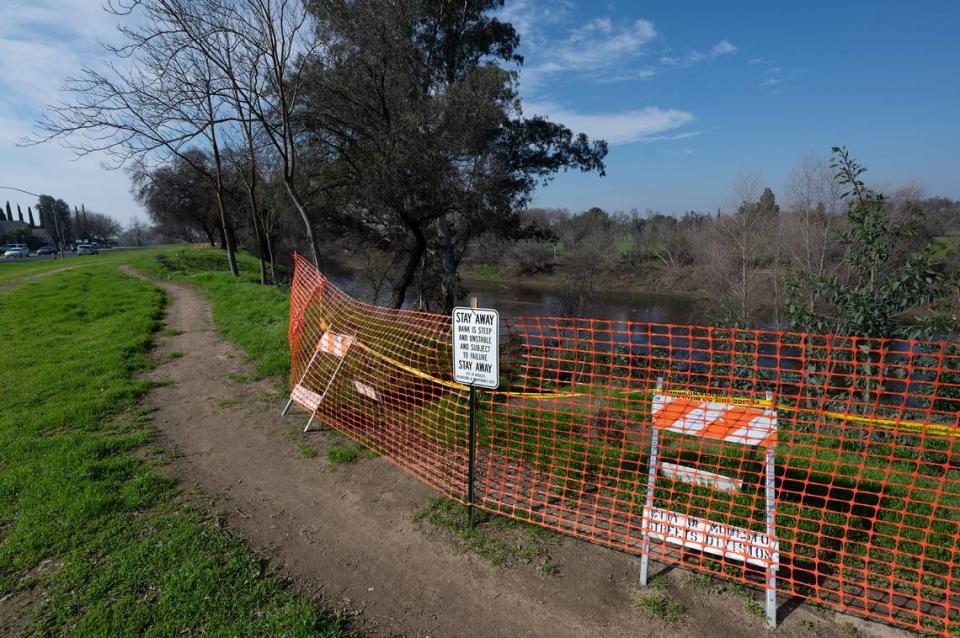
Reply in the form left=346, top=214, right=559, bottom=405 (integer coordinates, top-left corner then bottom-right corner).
left=287, top=254, right=960, bottom=635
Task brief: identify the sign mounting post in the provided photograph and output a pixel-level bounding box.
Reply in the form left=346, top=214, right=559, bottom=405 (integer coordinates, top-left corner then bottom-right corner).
left=452, top=298, right=499, bottom=526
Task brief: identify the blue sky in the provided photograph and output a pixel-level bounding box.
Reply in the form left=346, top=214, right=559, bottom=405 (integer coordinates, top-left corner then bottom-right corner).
left=0, top=1, right=958, bottom=223
left=508, top=0, right=960, bottom=214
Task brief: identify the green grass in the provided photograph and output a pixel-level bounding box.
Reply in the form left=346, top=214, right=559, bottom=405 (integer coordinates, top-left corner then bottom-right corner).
left=0, top=246, right=175, bottom=286
left=326, top=441, right=378, bottom=465
left=470, top=263, right=501, bottom=279
left=0, top=264, right=349, bottom=636
left=633, top=576, right=686, bottom=625
left=411, top=496, right=560, bottom=569
left=298, top=441, right=319, bottom=459
left=614, top=233, right=634, bottom=257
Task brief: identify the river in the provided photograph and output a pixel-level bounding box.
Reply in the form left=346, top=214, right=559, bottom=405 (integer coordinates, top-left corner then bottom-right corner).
left=325, top=266, right=704, bottom=324
left=461, top=278, right=706, bottom=324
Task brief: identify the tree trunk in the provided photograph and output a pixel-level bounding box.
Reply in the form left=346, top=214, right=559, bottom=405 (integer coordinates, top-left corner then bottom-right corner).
left=391, top=224, right=426, bottom=309
left=207, top=121, right=239, bottom=276
left=204, top=87, right=238, bottom=276
left=265, top=233, right=277, bottom=284
left=284, top=178, right=322, bottom=269
left=240, top=111, right=268, bottom=283
left=245, top=184, right=268, bottom=285
left=438, top=214, right=459, bottom=313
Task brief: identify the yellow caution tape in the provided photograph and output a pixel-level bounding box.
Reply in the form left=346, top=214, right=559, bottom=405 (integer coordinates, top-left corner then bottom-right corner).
left=305, top=311, right=957, bottom=436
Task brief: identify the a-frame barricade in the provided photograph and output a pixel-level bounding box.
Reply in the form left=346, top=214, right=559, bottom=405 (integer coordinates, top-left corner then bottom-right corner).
left=281, top=330, right=356, bottom=432
left=639, top=377, right=779, bottom=628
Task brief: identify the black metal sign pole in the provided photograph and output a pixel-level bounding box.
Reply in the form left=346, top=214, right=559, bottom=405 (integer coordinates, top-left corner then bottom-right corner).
left=467, top=296, right=479, bottom=527
left=468, top=381, right=477, bottom=527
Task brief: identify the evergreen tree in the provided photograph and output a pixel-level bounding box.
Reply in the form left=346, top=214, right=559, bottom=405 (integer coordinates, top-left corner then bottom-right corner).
left=27, top=206, right=35, bottom=227
left=758, top=187, right=780, bottom=216
left=4, top=201, right=11, bottom=221
left=17, top=204, right=24, bottom=223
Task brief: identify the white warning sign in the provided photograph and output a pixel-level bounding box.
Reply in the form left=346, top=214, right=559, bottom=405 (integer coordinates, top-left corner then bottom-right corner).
left=452, top=307, right=499, bottom=389
left=642, top=506, right=779, bottom=568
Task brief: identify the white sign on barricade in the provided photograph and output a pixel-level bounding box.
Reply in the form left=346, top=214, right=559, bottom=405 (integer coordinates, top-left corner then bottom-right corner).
left=642, top=506, right=779, bottom=569
left=451, top=307, right=499, bottom=389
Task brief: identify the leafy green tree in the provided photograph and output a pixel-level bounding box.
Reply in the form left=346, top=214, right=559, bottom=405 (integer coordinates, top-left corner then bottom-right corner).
left=306, top=0, right=607, bottom=310
left=786, top=146, right=948, bottom=338
left=37, top=195, right=73, bottom=246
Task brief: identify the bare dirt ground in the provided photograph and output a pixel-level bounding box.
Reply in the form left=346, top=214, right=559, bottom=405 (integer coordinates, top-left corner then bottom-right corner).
left=124, top=266, right=911, bottom=638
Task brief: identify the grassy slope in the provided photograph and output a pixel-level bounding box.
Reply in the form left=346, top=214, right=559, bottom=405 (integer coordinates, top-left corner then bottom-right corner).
left=0, top=262, right=347, bottom=636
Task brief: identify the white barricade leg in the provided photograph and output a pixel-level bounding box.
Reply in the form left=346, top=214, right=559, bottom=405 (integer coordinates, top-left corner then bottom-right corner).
left=764, top=444, right=778, bottom=628
left=639, top=427, right=661, bottom=586
left=304, top=336, right=355, bottom=433
left=282, top=343, right=324, bottom=416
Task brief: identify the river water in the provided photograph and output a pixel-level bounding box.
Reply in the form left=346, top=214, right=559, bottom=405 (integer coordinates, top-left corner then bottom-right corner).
left=324, top=267, right=705, bottom=324
left=461, top=278, right=705, bottom=324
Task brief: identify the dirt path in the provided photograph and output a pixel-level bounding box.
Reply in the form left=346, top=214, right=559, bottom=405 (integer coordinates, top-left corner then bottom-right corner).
left=124, top=266, right=908, bottom=638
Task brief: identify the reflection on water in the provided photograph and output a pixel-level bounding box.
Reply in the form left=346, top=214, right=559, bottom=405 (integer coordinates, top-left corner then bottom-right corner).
left=324, top=267, right=704, bottom=324
left=461, top=278, right=705, bottom=324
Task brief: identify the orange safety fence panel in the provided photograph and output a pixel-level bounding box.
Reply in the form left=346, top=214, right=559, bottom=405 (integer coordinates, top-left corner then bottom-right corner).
left=286, top=253, right=960, bottom=636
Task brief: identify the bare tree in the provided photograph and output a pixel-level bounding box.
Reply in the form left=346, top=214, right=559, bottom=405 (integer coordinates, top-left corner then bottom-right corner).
left=186, top=0, right=324, bottom=267
left=27, top=0, right=243, bottom=275
left=782, top=154, right=843, bottom=307
left=708, top=186, right=781, bottom=324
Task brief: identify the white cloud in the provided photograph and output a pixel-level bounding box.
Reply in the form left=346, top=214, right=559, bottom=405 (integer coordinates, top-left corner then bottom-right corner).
left=524, top=101, right=697, bottom=145
left=503, top=2, right=738, bottom=93
left=497, top=0, right=573, bottom=51
left=711, top=39, right=738, bottom=56
left=660, top=39, right=738, bottom=68
left=755, top=62, right=786, bottom=92
left=521, top=17, right=660, bottom=88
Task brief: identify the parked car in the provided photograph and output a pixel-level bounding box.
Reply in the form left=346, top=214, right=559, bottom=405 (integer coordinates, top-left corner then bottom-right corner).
left=4, top=244, right=29, bottom=258
left=76, top=244, right=99, bottom=255
left=36, top=245, right=58, bottom=255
